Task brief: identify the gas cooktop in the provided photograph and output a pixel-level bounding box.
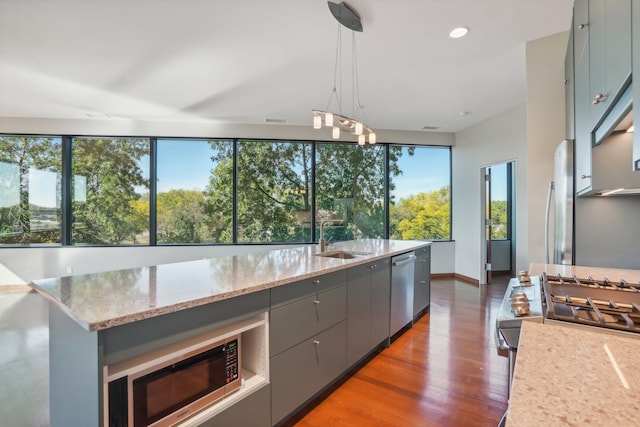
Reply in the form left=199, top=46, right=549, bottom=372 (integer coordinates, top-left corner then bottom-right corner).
left=541, top=272, right=640, bottom=334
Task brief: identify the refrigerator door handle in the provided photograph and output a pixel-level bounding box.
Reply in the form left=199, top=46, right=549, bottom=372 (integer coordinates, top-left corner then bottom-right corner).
left=545, top=181, right=555, bottom=264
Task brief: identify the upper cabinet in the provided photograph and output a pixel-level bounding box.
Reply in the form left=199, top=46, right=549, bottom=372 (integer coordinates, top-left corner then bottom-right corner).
left=565, top=22, right=575, bottom=141
left=574, top=0, right=592, bottom=194
left=572, top=0, right=632, bottom=195
left=588, top=0, right=632, bottom=129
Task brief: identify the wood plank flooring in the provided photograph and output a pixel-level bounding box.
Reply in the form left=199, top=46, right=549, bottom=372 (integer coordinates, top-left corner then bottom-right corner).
left=286, top=275, right=510, bottom=427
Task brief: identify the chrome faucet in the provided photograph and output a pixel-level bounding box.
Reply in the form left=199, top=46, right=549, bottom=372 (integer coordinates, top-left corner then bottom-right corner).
left=319, top=219, right=345, bottom=252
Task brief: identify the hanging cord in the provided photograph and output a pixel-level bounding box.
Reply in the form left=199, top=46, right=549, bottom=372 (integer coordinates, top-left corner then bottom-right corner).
left=326, top=25, right=343, bottom=115
left=352, top=31, right=368, bottom=125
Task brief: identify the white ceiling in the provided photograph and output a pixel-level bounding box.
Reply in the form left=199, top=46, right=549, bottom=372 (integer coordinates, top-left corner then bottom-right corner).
left=0, top=0, right=573, bottom=134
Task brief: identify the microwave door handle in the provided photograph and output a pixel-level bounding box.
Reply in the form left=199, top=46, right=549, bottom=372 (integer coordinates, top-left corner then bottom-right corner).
left=545, top=181, right=554, bottom=264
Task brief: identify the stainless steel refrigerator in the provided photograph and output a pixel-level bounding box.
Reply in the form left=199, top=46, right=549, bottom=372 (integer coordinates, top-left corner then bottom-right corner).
left=545, top=139, right=574, bottom=265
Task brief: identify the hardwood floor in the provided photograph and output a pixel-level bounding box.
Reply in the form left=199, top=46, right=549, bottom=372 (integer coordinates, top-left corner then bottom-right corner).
left=287, top=275, right=510, bottom=427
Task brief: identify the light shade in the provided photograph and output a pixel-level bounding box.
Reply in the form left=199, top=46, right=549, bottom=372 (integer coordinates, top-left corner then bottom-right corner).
left=325, top=112, right=334, bottom=127
left=354, top=121, right=363, bottom=135
left=358, top=134, right=365, bottom=145
left=369, top=132, right=376, bottom=144
left=313, top=114, right=322, bottom=129
left=332, top=126, right=340, bottom=139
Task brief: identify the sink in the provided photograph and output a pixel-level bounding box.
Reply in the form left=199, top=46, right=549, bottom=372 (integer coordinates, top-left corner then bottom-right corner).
left=315, top=250, right=371, bottom=259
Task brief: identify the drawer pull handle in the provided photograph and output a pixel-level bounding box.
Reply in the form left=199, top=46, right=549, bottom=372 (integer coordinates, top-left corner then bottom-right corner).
left=313, top=279, right=320, bottom=285
left=592, top=93, right=608, bottom=104
left=313, top=299, right=320, bottom=304
left=313, top=340, right=320, bottom=345
left=420, top=280, right=427, bottom=284
left=580, top=174, right=591, bottom=179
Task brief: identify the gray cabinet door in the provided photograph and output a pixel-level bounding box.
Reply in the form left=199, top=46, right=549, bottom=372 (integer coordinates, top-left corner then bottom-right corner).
left=370, top=258, right=391, bottom=346
left=574, top=0, right=592, bottom=194
left=200, top=383, right=270, bottom=427
left=565, top=21, right=575, bottom=141
left=346, top=258, right=391, bottom=367
left=413, top=246, right=431, bottom=317
left=270, top=321, right=347, bottom=425
left=346, top=263, right=371, bottom=366
left=589, top=0, right=631, bottom=128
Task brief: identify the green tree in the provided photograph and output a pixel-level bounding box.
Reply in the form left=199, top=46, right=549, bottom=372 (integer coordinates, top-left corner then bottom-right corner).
left=0, top=136, right=61, bottom=243
left=317, top=143, right=401, bottom=239
left=205, top=140, right=312, bottom=243
left=157, top=189, right=209, bottom=243
left=389, top=186, right=450, bottom=240
left=491, top=200, right=508, bottom=239
left=72, top=137, right=149, bottom=244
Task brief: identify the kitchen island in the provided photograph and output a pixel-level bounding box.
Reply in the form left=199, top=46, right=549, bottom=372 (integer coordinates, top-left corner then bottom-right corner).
left=31, top=239, right=430, bottom=427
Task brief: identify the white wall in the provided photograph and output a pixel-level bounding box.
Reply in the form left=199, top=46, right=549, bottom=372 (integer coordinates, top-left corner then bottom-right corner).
left=451, top=31, right=569, bottom=283
left=525, top=31, right=569, bottom=265
left=453, top=103, right=528, bottom=282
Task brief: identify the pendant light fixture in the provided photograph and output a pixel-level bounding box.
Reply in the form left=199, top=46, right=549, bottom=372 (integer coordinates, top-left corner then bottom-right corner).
left=312, top=1, right=376, bottom=146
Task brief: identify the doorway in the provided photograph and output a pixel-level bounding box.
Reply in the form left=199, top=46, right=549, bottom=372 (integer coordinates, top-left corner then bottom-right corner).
left=481, top=161, right=516, bottom=284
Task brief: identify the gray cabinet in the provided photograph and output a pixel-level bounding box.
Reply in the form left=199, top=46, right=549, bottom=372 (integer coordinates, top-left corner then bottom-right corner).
left=413, top=246, right=431, bottom=318
left=633, top=0, right=640, bottom=170
left=588, top=0, right=631, bottom=129
left=565, top=20, right=575, bottom=141
left=574, top=0, right=592, bottom=194
left=200, top=384, right=271, bottom=427
left=269, top=271, right=347, bottom=425
left=270, top=321, right=347, bottom=425
left=346, top=258, right=391, bottom=367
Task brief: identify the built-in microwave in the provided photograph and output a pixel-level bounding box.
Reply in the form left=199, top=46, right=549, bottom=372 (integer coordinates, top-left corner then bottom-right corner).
left=108, top=334, right=241, bottom=427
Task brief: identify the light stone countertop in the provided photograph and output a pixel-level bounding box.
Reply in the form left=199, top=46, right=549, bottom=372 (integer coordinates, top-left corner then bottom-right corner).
left=30, top=239, right=429, bottom=332
left=507, top=321, right=640, bottom=426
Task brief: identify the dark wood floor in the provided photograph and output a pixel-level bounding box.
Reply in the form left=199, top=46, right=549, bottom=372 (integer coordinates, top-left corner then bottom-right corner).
left=289, top=275, right=510, bottom=427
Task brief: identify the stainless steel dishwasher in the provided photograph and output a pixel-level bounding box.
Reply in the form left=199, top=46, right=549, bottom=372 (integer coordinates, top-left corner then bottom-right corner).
left=390, top=251, right=416, bottom=336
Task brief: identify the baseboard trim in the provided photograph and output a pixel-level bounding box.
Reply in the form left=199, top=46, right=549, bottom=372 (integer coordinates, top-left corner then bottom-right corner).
left=0, top=285, right=35, bottom=294
left=431, top=273, right=479, bottom=285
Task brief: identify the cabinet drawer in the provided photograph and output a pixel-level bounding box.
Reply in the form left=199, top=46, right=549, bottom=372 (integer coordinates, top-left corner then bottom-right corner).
left=271, top=269, right=347, bottom=308
left=199, top=383, right=270, bottom=427
left=270, top=285, right=346, bottom=356
left=270, top=321, right=347, bottom=425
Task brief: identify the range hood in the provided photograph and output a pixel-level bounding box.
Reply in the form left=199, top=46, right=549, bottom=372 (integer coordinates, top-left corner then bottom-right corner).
left=583, top=83, right=640, bottom=196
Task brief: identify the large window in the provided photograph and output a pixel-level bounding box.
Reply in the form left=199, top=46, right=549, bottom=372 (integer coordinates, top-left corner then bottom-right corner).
left=389, top=145, right=451, bottom=240
left=72, top=137, right=150, bottom=245
left=157, top=139, right=233, bottom=244
left=236, top=140, right=313, bottom=243
left=316, top=143, right=386, bottom=240
left=0, top=136, right=62, bottom=244
left=0, top=135, right=452, bottom=246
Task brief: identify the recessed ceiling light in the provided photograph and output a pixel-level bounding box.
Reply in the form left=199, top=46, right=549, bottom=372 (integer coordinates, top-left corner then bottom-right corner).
left=449, top=27, right=469, bottom=39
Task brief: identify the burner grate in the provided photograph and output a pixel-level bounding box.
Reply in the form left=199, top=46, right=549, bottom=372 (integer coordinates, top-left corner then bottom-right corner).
left=545, top=273, right=640, bottom=292
left=542, top=272, right=640, bottom=334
